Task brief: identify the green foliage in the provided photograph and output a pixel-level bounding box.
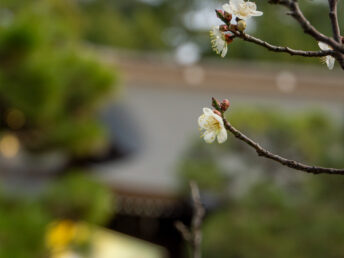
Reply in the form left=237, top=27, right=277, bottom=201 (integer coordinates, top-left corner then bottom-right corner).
left=0, top=194, right=49, bottom=258
left=202, top=176, right=344, bottom=258
left=0, top=0, right=118, bottom=157
left=42, top=173, right=114, bottom=225
left=79, top=0, right=179, bottom=50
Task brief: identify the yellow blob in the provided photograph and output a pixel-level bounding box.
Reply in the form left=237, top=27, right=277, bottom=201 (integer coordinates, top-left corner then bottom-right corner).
left=46, top=220, right=77, bottom=252
left=0, top=134, right=20, bottom=158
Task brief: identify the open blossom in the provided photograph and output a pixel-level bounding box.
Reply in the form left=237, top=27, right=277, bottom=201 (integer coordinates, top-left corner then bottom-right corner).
left=198, top=108, right=227, bottom=144
left=223, top=0, right=263, bottom=20
left=210, top=26, right=228, bottom=58
left=318, top=42, right=335, bottom=70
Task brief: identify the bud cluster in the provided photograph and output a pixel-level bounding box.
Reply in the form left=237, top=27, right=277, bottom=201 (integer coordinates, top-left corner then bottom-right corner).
left=212, top=98, right=230, bottom=113
left=215, top=10, right=247, bottom=34
left=210, top=1, right=263, bottom=57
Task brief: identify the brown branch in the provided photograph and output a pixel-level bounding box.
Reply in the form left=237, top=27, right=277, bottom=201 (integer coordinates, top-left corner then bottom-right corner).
left=270, top=0, right=344, bottom=54
left=328, top=0, right=341, bottom=42
left=231, top=30, right=334, bottom=57
left=212, top=97, right=344, bottom=175
left=175, top=181, right=205, bottom=258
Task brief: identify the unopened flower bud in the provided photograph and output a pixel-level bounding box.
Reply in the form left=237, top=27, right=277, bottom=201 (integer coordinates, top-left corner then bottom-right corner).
left=237, top=20, right=246, bottom=32
left=229, top=24, right=237, bottom=31
left=212, top=98, right=221, bottom=109
left=220, top=99, right=230, bottom=111
left=219, top=25, right=229, bottom=32
left=213, top=110, right=222, bottom=116
left=225, top=34, right=234, bottom=44
left=223, top=11, right=232, bottom=22
left=215, top=9, right=224, bottom=19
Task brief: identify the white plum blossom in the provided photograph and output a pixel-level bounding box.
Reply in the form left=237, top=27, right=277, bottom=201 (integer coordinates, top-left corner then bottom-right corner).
left=223, top=0, right=263, bottom=20
left=198, top=108, right=228, bottom=144
left=210, top=26, right=228, bottom=58
left=318, top=42, right=335, bottom=70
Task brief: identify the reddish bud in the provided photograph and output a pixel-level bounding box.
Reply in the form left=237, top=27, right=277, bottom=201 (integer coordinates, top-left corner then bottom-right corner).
left=225, top=34, right=234, bottom=44
left=215, top=9, right=224, bottom=19
left=341, top=36, right=344, bottom=44
left=219, top=25, right=229, bottom=32
left=223, top=11, right=232, bottom=22
left=213, top=110, right=222, bottom=116
left=220, top=99, right=230, bottom=111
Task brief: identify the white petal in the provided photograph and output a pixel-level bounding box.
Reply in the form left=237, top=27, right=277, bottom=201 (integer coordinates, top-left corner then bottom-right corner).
left=326, top=56, right=335, bottom=70
left=251, top=10, right=263, bottom=16
left=198, top=114, right=207, bottom=128
left=222, top=3, right=232, bottom=13
left=318, top=42, right=330, bottom=51
left=212, top=113, right=224, bottom=126
left=231, top=0, right=243, bottom=11
left=203, top=107, right=213, bottom=116
left=212, top=26, right=221, bottom=38
left=221, top=44, right=228, bottom=58
left=246, top=2, right=257, bottom=11
left=215, top=37, right=226, bottom=49
left=217, top=128, right=228, bottom=144
left=203, top=130, right=216, bottom=143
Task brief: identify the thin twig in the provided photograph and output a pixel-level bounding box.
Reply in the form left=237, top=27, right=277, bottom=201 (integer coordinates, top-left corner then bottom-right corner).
left=328, top=0, right=341, bottom=43
left=212, top=97, right=344, bottom=175
left=175, top=182, right=205, bottom=258
left=231, top=30, right=334, bottom=57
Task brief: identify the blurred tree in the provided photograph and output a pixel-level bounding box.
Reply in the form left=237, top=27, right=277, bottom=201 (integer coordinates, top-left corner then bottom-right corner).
left=0, top=0, right=118, bottom=158
left=42, top=172, right=114, bottom=225
left=78, top=0, right=194, bottom=50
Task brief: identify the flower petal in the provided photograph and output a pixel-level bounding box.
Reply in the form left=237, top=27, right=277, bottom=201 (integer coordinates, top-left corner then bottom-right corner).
left=203, top=130, right=216, bottom=143
left=222, top=3, right=232, bottom=13
left=212, top=113, right=224, bottom=126
left=326, top=56, right=335, bottom=70
left=203, top=107, right=213, bottom=116
left=230, top=0, right=243, bottom=11
left=252, top=10, right=263, bottom=16
left=217, top=128, right=228, bottom=144
left=221, top=44, right=228, bottom=58
left=318, top=42, right=330, bottom=51
left=246, top=2, right=257, bottom=11
left=198, top=114, right=207, bottom=128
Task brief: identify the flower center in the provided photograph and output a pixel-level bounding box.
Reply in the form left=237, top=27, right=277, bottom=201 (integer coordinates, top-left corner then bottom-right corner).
left=208, top=118, right=221, bottom=132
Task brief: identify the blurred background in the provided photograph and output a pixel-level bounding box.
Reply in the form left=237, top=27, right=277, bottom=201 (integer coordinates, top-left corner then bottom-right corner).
left=0, top=0, right=344, bottom=257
